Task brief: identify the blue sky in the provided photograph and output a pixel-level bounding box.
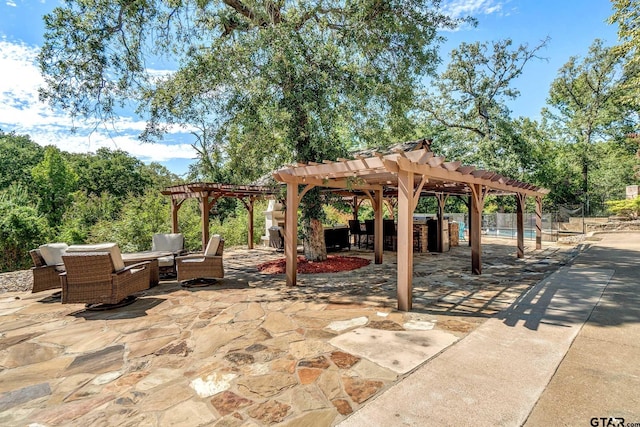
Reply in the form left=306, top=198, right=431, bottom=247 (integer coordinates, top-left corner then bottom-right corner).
left=0, top=0, right=620, bottom=176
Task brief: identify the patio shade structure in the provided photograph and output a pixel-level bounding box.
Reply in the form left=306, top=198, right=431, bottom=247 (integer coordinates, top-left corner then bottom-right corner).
left=273, top=144, right=549, bottom=312
left=161, top=183, right=279, bottom=251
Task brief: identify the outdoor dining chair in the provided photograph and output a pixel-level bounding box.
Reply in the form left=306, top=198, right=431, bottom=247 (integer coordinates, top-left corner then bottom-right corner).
left=364, top=219, right=375, bottom=249
left=383, top=219, right=397, bottom=251
left=348, top=219, right=365, bottom=249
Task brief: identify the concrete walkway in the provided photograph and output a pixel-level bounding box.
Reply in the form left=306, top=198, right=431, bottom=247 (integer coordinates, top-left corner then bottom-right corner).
left=526, top=232, right=640, bottom=425
left=341, top=232, right=640, bottom=426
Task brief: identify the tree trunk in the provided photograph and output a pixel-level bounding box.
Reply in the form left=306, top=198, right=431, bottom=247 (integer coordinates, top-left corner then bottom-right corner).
left=303, top=218, right=327, bottom=261
left=285, top=87, right=328, bottom=261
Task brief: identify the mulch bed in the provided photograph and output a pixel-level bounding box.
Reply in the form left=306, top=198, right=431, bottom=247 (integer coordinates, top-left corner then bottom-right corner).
left=257, top=255, right=370, bottom=275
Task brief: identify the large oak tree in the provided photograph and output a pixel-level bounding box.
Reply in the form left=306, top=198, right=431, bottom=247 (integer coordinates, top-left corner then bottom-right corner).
left=39, top=0, right=461, bottom=260
left=543, top=39, right=638, bottom=213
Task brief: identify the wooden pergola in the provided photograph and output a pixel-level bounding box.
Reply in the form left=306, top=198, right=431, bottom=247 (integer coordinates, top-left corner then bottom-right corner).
left=273, top=146, right=549, bottom=312
left=161, top=183, right=279, bottom=251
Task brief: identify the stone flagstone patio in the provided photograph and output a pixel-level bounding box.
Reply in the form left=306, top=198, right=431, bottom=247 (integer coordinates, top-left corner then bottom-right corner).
left=0, top=238, right=580, bottom=426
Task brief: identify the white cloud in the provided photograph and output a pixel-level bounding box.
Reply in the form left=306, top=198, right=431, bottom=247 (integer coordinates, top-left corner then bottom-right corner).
left=0, top=38, right=197, bottom=168
left=6, top=1, right=17, bottom=7
left=442, top=0, right=507, bottom=19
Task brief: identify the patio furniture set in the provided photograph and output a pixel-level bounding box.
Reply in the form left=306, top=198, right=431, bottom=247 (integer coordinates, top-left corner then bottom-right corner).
left=29, top=233, right=224, bottom=309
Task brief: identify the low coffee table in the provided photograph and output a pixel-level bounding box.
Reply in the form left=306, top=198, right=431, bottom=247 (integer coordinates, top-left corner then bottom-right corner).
left=122, top=251, right=171, bottom=287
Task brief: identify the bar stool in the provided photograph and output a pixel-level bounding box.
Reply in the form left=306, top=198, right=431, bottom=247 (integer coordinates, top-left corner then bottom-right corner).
left=348, top=220, right=365, bottom=249
left=364, top=219, right=375, bottom=249
left=383, top=219, right=396, bottom=251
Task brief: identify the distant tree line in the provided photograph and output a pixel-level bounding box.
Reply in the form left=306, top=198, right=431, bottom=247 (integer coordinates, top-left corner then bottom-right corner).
left=0, top=131, right=263, bottom=272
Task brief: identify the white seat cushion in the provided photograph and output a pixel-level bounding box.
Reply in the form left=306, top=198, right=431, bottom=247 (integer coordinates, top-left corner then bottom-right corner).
left=38, top=243, right=69, bottom=266
left=157, top=255, right=175, bottom=267
left=204, top=235, right=221, bottom=256
left=181, top=257, right=205, bottom=263
left=152, top=233, right=184, bottom=253
left=67, top=243, right=125, bottom=272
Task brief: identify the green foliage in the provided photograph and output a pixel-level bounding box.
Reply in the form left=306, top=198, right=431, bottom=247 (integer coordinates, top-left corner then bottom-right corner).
left=542, top=40, right=639, bottom=214
left=0, top=131, right=45, bottom=189
left=323, top=204, right=351, bottom=226
left=606, top=196, right=640, bottom=219
left=68, top=148, right=153, bottom=200
left=85, top=190, right=171, bottom=252
left=31, top=146, right=78, bottom=227
left=609, top=0, right=640, bottom=103
left=0, top=191, right=52, bottom=272
left=544, top=40, right=634, bottom=147
left=58, top=191, right=121, bottom=243
left=420, top=38, right=549, bottom=177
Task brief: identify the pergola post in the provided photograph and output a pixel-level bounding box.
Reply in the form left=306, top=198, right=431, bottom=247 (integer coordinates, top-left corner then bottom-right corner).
left=285, top=182, right=300, bottom=286
left=397, top=169, right=415, bottom=312
left=200, top=195, right=210, bottom=251
left=374, top=189, right=383, bottom=264
left=535, top=196, right=543, bottom=250
left=247, top=197, right=255, bottom=249
left=352, top=196, right=359, bottom=220
left=171, top=199, right=183, bottom=233
left=470, top=184, right=486, bottom=275
left=436, top=193, right=448, bottom=252
left=516, top=193, right=526, bottom=258
left=238, top=197, right=256, bottom=249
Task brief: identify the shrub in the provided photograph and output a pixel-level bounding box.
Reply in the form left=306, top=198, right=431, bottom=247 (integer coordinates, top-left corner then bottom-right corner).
left=0, top=201, right=51, bottom=272
left=606, top=196, right=640, bottom=219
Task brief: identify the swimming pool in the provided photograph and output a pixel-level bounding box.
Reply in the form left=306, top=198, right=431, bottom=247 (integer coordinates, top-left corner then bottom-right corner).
left=483, top=228, right=537, bottom=239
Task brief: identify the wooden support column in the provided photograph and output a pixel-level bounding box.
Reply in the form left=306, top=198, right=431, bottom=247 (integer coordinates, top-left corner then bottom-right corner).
left=374, top=189, right=383, bottom=264
left=397, top=169, right=415, bottom=311
left=535, top=196, right=543, bottom=250
left=200, top=193, right=218, bottom=251
left=171, top=199, right=183, bottom=233
left=247, top=197, right=255, bottom=249
left=285, top=182, right=300, bottom=287
left=470, top=184, right=487, bottom=275
left=435, top=193, right=449, bottom=252
left=352, top=196, right=359, bottom=220
left=239, top=197, right=256, bottom=249
left=516, top=193, right=526, bottom=258
left=282, top=181, right=316, bottom=286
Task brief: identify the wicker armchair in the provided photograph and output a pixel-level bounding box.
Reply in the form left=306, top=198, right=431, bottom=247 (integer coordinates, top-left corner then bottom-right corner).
left=29, top=249, right=63, bottom=293
left=61, top=243, right=150, bottom=308
left=176, top=235, right=224, bottom=283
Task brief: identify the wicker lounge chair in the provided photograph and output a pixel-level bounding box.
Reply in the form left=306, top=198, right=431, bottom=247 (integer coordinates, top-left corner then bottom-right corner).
left=176, top=235, right=224, bottom=285
left=61, top=243, right=150, bottom=309
left=29, top=243, right=68, bottom=293
left=151, top=233, right=186, bottom=277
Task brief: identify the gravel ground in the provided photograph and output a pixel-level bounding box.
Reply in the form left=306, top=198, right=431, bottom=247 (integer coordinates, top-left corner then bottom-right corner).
left=0, top=270, right=33, bottom=293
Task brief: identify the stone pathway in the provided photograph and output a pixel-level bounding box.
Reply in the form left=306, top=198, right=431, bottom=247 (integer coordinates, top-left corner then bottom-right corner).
left=0, top=238, right=579, bottom=426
